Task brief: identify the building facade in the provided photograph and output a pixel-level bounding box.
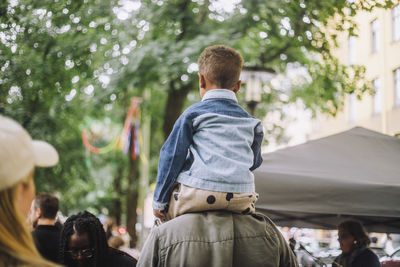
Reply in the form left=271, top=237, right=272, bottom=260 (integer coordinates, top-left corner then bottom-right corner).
left=312, top=5, right=400, bottom=138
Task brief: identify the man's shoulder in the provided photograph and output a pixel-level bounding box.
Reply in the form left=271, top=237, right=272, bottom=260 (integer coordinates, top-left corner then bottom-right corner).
left=33, top=225, right=62, bottom=234
left=140, top=212, right=297, bottom=267
left=158, top=211, right=275, bottom=227
left=153, top=212, right=279, bottom=246
left=32, top=225, right=62, bottom=245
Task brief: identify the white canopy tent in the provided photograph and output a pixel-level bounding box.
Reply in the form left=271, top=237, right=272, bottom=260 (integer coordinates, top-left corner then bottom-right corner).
left=254, top=127, right=400, bottom=233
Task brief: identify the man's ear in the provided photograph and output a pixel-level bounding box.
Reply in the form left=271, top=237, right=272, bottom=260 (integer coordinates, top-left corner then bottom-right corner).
left=36, top=208, right=42, bottom=218
left=198, top=73, right=206, bottom=89
left=232, top=80, right=241, bottom=94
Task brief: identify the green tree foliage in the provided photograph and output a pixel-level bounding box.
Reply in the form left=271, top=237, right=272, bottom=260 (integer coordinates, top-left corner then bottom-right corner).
left=118, top=0, right=395, bottom=140
left=0, top=0, right=125, bottom=213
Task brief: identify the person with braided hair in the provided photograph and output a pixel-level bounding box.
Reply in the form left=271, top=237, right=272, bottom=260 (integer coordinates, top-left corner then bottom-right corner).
left=59, top=211, right=137, bottom=267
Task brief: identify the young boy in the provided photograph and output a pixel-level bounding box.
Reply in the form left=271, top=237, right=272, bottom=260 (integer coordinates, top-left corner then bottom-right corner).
left=153, top=45, right=264, bottom=222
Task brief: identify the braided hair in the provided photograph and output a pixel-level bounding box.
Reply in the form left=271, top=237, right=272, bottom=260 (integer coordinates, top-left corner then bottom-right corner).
left=59, top=211, right=108, bottom=267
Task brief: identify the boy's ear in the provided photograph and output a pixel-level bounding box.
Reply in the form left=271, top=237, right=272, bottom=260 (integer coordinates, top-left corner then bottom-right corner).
left=198, top=73, right=206, bottom=89
left=232, top=80, right=241, bottom=94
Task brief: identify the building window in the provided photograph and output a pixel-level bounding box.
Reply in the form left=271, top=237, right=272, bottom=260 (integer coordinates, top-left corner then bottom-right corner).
left=393, top=5, right=400, bottom=42
left=395, top=68, right=400, bottom=107
left=349, top=93, right=356, bottom=122
left=373, top=78, right=381, bottom=114
left=371, top=19, right=379, bottom=53
left=348, top=36, right=356, bottom=65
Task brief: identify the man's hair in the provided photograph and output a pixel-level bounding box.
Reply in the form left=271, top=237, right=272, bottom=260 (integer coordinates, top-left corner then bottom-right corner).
left=198, top=45, right=244, bottom=89
left=338, top=220, right=371, bottom=247
left=59, top=211, right=108, bottom=267
left=34, top=193, right=59, bottom=219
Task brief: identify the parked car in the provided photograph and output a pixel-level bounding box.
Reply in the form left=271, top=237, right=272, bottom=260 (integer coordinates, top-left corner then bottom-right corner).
left=391, top=248, right=400, bottom=258
left=370, top=247, right=389, bottom=259
left=381, top=248, right=400, bottom=267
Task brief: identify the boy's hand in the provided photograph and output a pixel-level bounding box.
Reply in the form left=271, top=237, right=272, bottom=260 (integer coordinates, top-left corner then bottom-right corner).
left=153, top=209, right=166, bottom=220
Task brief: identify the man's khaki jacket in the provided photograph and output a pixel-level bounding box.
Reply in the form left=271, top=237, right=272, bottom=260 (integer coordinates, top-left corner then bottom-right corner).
left=138, top=211, right=299, bottom=267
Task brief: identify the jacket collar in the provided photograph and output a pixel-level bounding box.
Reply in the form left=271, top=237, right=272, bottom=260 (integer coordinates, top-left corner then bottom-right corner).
left=202, top=89, right=238, bottom=103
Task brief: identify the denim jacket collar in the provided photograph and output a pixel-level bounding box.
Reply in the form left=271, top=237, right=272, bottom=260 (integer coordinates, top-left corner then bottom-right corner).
left=201, top=89, right=238, bottom=103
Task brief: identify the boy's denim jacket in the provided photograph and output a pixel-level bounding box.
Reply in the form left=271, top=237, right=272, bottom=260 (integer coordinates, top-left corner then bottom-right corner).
left=153, top=89, right=264, bottom=210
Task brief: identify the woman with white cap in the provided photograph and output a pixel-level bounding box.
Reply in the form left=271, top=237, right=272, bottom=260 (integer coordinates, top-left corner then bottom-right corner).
left=0, top=115, right=60, bottom=266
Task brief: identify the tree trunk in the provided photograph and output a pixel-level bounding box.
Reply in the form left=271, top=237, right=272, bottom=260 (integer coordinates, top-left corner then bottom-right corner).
left=112, top=165, right=123, bottom=225
left=162, top=86, right=191, bottom=139
left=126, top=127, right=139, bottom=248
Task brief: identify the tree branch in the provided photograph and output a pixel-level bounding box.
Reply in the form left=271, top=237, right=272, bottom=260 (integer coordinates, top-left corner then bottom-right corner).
left=43, top=39, right=55, bottom=62
left=23, top=95, right=39, bottom=128
left=177, top=0, right=191, bottom=41
left=197, top=0, right=210, bottom=24
left=262, top=42, right=292, bottom=63
left=260, top=9, right=306, bottom=63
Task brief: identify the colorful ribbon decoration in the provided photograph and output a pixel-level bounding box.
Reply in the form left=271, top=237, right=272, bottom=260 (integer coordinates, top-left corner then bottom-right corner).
left=82, top=97, right=142, bottom=160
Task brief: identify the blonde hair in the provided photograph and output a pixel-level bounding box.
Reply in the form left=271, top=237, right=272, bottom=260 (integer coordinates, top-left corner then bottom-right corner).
left=198, top=45, right=244, bottom=89
left=0, top=176, right=59, bottom=267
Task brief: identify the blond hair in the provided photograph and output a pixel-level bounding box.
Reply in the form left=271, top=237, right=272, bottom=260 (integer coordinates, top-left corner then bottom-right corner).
left=198, top=45, right=244, bottom=89
left=0, top=176, right=59, bottom=267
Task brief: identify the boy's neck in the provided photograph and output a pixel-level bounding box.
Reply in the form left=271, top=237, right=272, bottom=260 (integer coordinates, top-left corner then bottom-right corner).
left=203, top=79, right=225, bottom=91
left=204, top=87, right=233, bottom=93
left=199, top=73, right=240, bottom=98
left=201, top=87, right=235, bottom=100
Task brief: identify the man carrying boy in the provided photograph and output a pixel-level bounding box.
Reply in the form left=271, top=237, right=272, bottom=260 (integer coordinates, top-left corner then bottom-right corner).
left=153, top=45, right=264, bottom=221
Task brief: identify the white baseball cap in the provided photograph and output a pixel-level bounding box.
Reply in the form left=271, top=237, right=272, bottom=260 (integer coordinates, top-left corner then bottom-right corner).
left=0, top=115, right=59, bottom=191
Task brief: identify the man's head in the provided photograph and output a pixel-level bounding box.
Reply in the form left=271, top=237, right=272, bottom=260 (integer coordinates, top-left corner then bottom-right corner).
left=30, top=193, right=59, bottom=226
left=198, top=45, right=243, bottom=97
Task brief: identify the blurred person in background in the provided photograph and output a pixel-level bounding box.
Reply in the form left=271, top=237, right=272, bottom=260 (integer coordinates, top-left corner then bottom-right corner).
left=382, top=234, right=394, bottom=255
left=104, top=222, right=120, bottom=241
left=0, top=115, right=60, bottom=267
left=108, top=236, right=140, bottom=260
left=333, top=220, right=381, bottom=267
left=29, top=193, right=62, bottom=263
left=59, top=211, right=137, bottom=267
left=105, top=222, right=115, bottom=241
left=108, top=236, right=124, bottom=250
